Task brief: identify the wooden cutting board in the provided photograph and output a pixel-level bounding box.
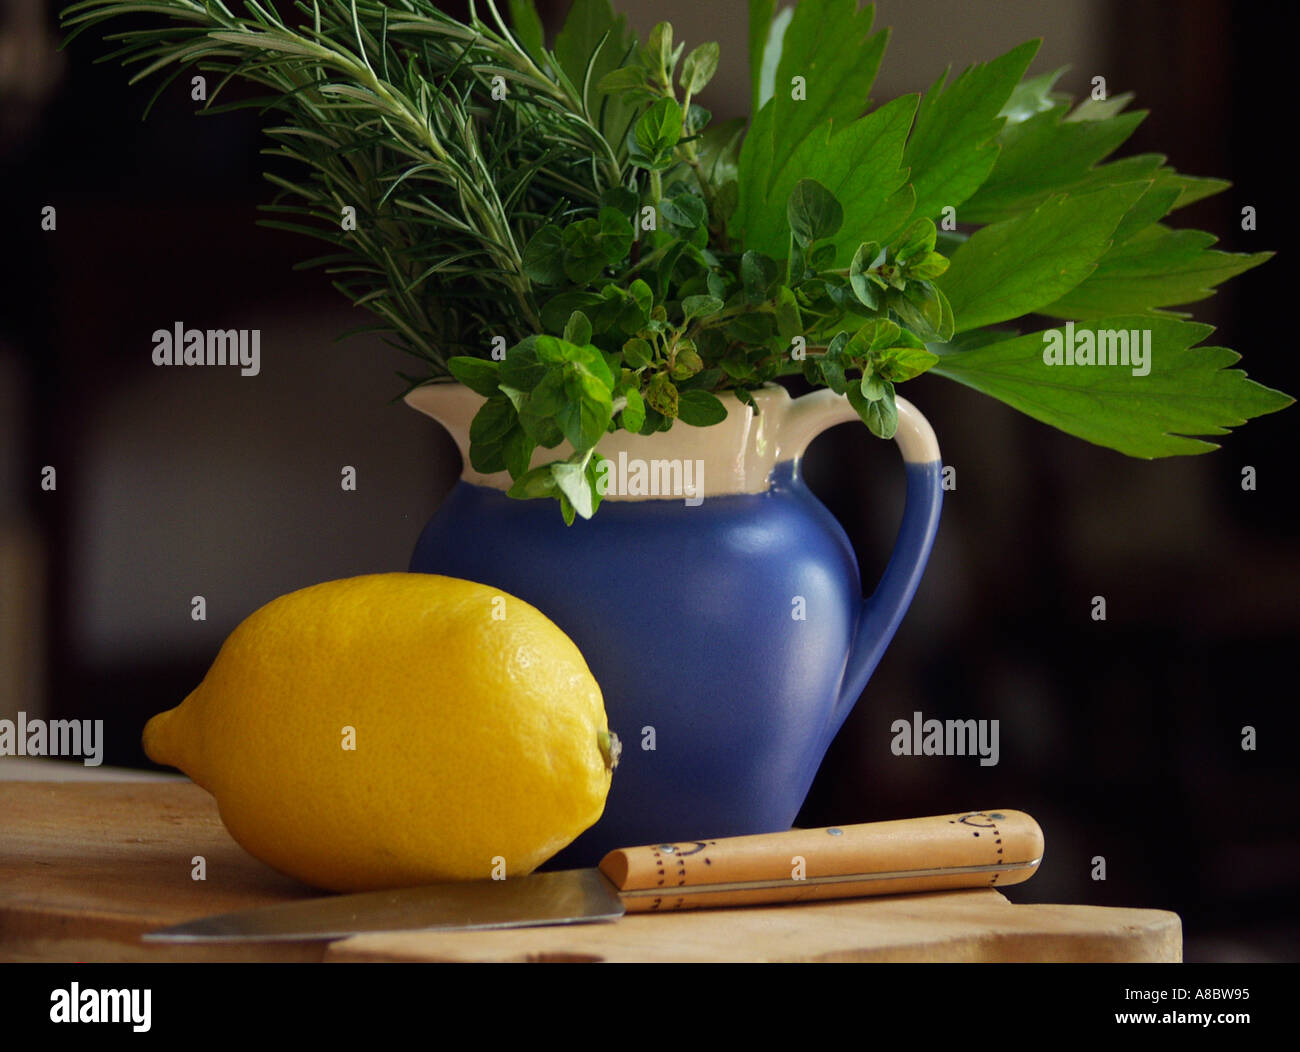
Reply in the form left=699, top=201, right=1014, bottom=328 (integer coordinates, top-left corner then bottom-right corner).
left=0, top=781, right=1181, bottom=962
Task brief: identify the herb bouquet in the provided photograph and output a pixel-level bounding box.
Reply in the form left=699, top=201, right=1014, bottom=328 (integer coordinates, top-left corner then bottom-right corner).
left=63, top=0, right=1289, bottom=526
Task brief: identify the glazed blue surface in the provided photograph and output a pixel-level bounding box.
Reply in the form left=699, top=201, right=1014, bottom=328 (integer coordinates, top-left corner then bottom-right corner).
left=410, top=458, right=942, bottom=867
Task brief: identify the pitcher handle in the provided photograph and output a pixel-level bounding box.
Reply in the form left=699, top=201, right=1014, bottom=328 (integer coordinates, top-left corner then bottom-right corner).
left=782, top=389, right=943, bottom=734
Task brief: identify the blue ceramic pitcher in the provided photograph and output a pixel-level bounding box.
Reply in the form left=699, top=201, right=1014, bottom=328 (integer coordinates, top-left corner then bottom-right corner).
left=406, top=382, right=943, bottom=867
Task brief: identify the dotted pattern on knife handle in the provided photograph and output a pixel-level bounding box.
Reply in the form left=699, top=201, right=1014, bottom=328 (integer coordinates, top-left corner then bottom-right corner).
left=950, top=811, right=1009, bottom=885
left=647, top=840, right=716, bottom=912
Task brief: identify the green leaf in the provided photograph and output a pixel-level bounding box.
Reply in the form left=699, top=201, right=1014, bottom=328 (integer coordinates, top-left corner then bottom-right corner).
left=508, top=464, right=560, bottom=499
left=541, top=291, right=603, bottom=334
left=679, top=366, right=723, bottom=391
left=961, top=102, right=1146, bottom=223
left=787, top=178, right=844, bottom=247
left=906, top=251, right=950, bottom=280
left=498, top=384, right=528, bottom=413
left=561, top=219, right=607, bottom=283
left=446, top=358, right=500, bottom=397
left=622, top=337, right=653, bottom=368
left=1164, top=171, right=1231, bottom=211
left=503, top=426, right=536, bottom=479
left=998, top=66, right=1068, bottom=125
left=937, top=182, right=1148, bottom=332
left=902, top=40, right=1040, bottom=224
left=558, top=363, right=614, bottom=450
left=680, top=41, right=720, bottom=94
left=659, top=191, right=707, bottom=230
left=601, top=185, right=639, bottom=215
left=726, top=312, right=776, bottom=344
left=808, top=243, right=837, bottom=272
left=506, top=0, right=546, bottom=64
left=1108, top=181, right=1181, bottom=246
left=877, top=346, right=940, bottom=382
left=818, top=347, right=848, bottom=394
left=741, top=251, right=779, bottom=303
left=889, top=281, right=946, bottom=341
left=697, top=116, right=745, bottom=190
left=891, top=218, right=937, bottom=265
left=859, top=372, right=889, bottom=402
left=847, top=381, right=898, bottom=439
left=469, top=437, right=508, bottom=474
left=597, top=66, right=647, bottom=93
left=621, top=386, right=646, bottom=431
left=597, top=206, right=634, bottom=262
left=553, top=0, right=639, bottom=150
left=629, top=279, right=654, bottom=314
left=677, top=388, right=729, bottom=427
left=748, top=0, right=778, bottom=114
left=635, top=96, right=683, bottom=157
left=845, top=318, right=901, bottom=363
left=564, top=311, right=593, bottom=346
left=641, top=21, right=676, bottom=79
left=849, top=242, right=883, bottom=308
left=670, top=341, right=703, bottom=378
left=553, top=460, right=595, bottom=519
left=932, top=315, right=1293, bottom=456
left=469, top=394, right=516, bottom=445
left=522, top=365, right=565, bottom=412
left=735, top=95, right=917, bottom=259
left=499, top=340, right=547, bottom=391
left=646, top=372, right=679, bottom=418
left=774, top=285, right=802, bottom=340
left=1067, top=91, right=1136, bottom=122
left=1040, top=226, right=1273, bottom=317
left=554, top=337, right=616, bottom=388
left=521, top=225, right=566, bottom=286
left=682, top=294, right=724, bottom=322
left=934, top=284, right=956, bottom=342
left=759, top=0, right=886, bottom=185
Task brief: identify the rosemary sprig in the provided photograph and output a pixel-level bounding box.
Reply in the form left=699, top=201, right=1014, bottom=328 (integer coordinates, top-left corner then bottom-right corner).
left=61, top=0, right=627, bottom=373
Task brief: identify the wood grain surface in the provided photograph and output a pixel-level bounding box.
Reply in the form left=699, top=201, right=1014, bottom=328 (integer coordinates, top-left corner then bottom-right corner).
left=0, top=781, right=1182, bottom=962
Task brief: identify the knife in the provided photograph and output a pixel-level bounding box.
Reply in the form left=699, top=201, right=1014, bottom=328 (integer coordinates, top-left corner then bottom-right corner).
left=142, top=809, right=1043, bottom=942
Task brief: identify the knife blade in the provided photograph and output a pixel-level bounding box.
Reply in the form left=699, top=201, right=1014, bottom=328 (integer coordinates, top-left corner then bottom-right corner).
left=142, top=809, right=1043, bottom=942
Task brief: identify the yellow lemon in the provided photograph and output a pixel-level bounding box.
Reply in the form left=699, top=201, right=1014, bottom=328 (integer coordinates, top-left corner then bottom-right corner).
left=143, top=573, right=616, bottom=892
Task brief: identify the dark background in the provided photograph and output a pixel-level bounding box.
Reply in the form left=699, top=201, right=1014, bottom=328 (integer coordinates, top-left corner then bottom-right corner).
left=1, top=0, right=1295, bottom=961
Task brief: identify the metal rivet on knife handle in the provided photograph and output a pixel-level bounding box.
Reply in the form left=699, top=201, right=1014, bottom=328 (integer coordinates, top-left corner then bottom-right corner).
left=597, top=810, right=1045, bottom=912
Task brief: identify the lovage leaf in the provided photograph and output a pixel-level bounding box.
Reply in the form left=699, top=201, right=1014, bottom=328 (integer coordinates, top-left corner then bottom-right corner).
left=937, top=182, right=1147, bottom=332
left=998, top=66, right=1069, bottom=126
left=960, top=100, right=1147, bottom=223
left=736, top=0, right=887, bottom=245
left=1039, top=225, right=1273, bottom=318
left=747, top=0, right=782, bottom=114
left=735, top=94, right=916, bottom=258
left=506, top=0, right=546, bottom=64
left=553, top=0, right=639, bottom=151
left=901, top=40, right=1039, bottom=226
left=762, top=0, right=886, bottom=182
left=931, top=315, right=1294, bottom=456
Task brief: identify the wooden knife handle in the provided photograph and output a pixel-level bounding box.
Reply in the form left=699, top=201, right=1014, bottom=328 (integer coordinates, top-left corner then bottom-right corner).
left=598, top=810, right=1043, bottom=912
